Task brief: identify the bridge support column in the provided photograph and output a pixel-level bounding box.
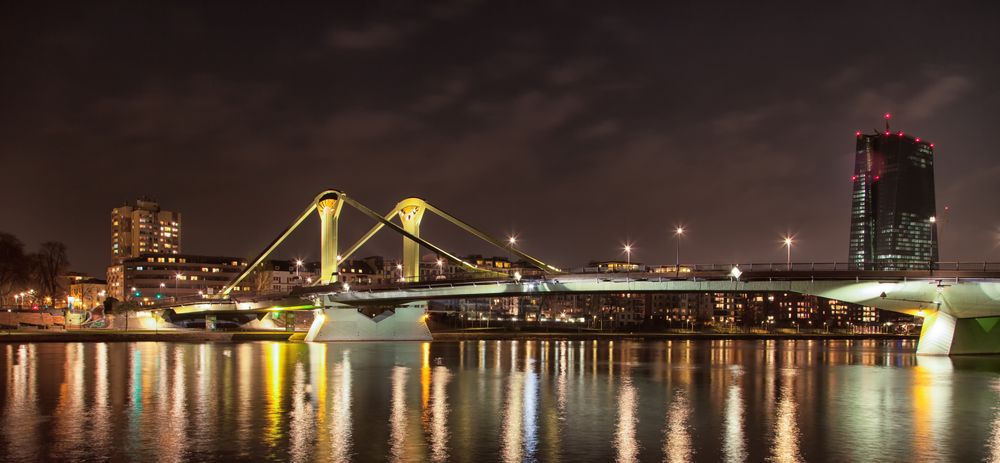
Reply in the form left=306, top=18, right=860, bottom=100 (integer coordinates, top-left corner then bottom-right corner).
left=317, top=193, right=344, bottom=284
left=304, top=302, right=432, bottom=342
left=917, top=311, right=1000, bottom=355
left=397, top=201, right=425, bottom=282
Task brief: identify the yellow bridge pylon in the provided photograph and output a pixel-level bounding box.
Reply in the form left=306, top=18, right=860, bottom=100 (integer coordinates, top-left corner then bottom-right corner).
left=221, top=189, right=560, bottom=295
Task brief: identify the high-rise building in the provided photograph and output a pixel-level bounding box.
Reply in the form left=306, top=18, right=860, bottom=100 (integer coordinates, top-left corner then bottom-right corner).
left=111, top=198, right=182, bottom=263
left=848, top=117, right=938, bottom=270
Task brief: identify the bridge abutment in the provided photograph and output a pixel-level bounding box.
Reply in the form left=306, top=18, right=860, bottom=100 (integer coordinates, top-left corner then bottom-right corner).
left=304, top=302, right=432, bottom=342
left=917, top=311, right=1000, bottom=355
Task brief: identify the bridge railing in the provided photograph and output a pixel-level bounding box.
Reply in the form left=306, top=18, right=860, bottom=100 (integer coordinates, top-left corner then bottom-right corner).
left=184, top=261, right=1000, bottom=304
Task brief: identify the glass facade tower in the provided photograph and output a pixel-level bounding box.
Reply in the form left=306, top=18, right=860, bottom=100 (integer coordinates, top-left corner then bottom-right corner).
left=848, top=129, right=938, bottom=270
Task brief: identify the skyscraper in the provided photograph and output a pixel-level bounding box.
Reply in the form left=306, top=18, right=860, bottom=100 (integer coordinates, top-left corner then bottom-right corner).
left=110, top=198, right=182, bottom=263
left=848, top=116, right=938, bottom=270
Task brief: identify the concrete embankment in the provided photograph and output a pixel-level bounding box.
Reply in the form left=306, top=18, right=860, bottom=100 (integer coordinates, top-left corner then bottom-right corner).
left=431, top=329, right=919, bottom=342
left=0, top=328, right=917, bottom=343
left=0, top=330, right=295, bottom=343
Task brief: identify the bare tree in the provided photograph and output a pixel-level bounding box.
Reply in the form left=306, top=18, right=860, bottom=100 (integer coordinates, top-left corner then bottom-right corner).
left=248, top=261, right=274, bottom=295
left=31, top=241, right=70, bottom=302
left=111, top=298, right=140, bottom=331
left=0, top=232, right=29, bottom=305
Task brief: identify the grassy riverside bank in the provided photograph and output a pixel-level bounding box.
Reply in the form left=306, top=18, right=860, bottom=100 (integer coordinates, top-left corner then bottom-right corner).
left=0, top=328, right=917, bottom=343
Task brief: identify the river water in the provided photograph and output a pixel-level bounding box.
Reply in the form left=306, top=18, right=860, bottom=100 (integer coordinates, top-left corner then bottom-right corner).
left=1, top=339, right=998, bottom=462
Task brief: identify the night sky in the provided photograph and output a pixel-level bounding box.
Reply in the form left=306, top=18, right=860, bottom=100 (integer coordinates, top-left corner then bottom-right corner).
left=3, top=1, right=1000, bottom=277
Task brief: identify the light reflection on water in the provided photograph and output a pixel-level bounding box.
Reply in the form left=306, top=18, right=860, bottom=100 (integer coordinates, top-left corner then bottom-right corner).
left=771, top=369, right=802, bottom=463
left=722, top=367, right=747, bottom=463
left=664, top=388, right=693, bottom=463
left=0, top=339, right=999, bottom=462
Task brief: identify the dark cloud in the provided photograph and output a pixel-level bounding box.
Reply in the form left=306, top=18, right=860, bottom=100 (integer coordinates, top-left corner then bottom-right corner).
left=327, top=22, right=418, bottom=50
left=2, top=1, right=1000, bottom=276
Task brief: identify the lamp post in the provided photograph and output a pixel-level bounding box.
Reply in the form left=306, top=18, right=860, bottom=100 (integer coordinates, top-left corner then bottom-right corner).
left=436, top=259, right=444, bottom=277
left=782, top=236, right=794, bottom=270
left=674, top=226, right=684, bottom=276
left=928, top=216, right=937, bottom=271
left=508, top=235, right=517, bottom=275
left=623, top=244, right=632, bottom=282
left=295, top=260, right=303, bottom=277
left=396, top=263, right=403, bottom=283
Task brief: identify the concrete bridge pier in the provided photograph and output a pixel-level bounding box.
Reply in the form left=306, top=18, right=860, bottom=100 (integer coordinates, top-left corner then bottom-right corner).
left=916, top=311, right=1000, bottom=355
left=304, top=301, right=432, bottom=342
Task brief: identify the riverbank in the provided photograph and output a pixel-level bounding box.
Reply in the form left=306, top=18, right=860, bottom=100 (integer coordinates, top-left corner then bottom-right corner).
left=0, top=328, right=917, bottom=343
left=431, top=329, right=918, bottom=341
left=0, top=330, right=295, bottom=343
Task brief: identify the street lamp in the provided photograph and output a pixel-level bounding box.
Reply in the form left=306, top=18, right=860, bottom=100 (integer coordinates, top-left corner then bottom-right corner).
left=928, top=216, right=937, bottom=270
left=782, top=235, right=794, bottom=270
left=396, top=263, right=403, bottom=282
left=674, top=226, right=684, bottom=276
left=507, top=235, right=517, bottom=274
left=295, top=259, right=304, bottom=277
left=436, top=259, right=444, bottom=276
left=623, top=243, right=633, bottom=282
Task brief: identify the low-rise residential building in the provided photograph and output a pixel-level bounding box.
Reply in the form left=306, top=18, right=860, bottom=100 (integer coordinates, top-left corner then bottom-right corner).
left=68, top=278, right=107, bottom=310
left=107, top=253, right=249, bottom=305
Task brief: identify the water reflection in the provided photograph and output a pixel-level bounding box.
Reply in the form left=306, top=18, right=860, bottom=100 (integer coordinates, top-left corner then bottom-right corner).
left=771, top=369, right=801, bottom=463
left=329, top=350, right=353, bottom=462
left=4, top=344, right=39, bottom=461
left=989, top=378, right=1000, bottom=463
left=722, top=367, right=746, bottom=463
left=0, top=340, right=997, bottom=462
left=389, top=366, right=409, bottom=462
left=92, top=343, right=110, bottom=454
left=290, top=361, right=313, bottom=463
left=912, top=355, right=954, bottom=461
left=615, top=376, right=639, bottom=463
left=430, top=366, right=451, bottom=462
left=664, top=389, right=693, bottom=463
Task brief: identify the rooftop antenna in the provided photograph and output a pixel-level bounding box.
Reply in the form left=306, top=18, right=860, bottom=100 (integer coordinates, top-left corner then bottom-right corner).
left=884, top=113, right=891, bottom=132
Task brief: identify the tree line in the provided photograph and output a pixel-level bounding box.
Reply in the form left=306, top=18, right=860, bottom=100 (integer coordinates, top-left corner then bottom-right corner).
left=0, top=231, right=70, bottom=307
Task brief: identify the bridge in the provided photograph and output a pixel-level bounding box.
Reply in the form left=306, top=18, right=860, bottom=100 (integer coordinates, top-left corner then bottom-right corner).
left=161, top=189, right=1000, bottom=355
